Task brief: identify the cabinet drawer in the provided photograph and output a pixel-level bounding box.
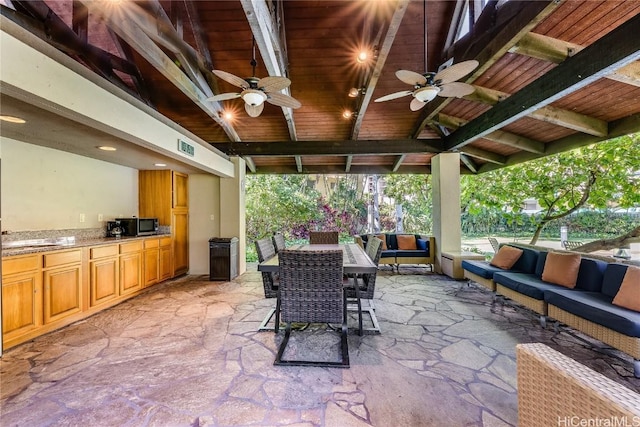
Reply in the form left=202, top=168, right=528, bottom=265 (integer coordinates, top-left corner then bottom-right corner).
left=144, top=239, right=159, bottom=249
left=2, top=254, right=40, bottom=275
left=159, top=237, right=172, bottom=247
left=120, top=241, right=143, bottom=254
left=90, top=245, right=118, bottom=259
left=43, top=249, right=82, bottom=268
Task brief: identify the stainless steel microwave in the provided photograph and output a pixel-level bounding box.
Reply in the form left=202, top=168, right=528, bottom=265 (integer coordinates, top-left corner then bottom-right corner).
left=114, top=218, right=159, bottom=236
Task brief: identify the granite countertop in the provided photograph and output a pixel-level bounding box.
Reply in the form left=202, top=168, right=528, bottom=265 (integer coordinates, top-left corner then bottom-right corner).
left=2, top=234, right=171, bottom=257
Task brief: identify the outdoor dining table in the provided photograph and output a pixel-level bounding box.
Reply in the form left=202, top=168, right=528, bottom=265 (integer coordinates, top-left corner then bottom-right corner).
left=257, top=243, right=377, bottom=335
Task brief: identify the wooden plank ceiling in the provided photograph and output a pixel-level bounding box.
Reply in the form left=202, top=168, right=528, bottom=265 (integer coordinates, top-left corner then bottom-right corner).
left=2, top=0, right=639, bottom=174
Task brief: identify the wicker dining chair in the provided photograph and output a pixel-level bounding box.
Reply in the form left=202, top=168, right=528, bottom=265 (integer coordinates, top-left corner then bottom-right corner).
left=309, top=231, right=339, bottom=244
left=272, top=232, right=286, bottom=253
left=345, top=237, right=383, bottom=334
left=274, top=249, right=349, bottom=367
left=488, top=237, right=500, bottom=253
left=255, top=237, right=278, bottom=331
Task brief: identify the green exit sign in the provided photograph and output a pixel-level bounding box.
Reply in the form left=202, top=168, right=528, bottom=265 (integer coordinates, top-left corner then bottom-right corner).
left=178, top=139, right=195, bottom=156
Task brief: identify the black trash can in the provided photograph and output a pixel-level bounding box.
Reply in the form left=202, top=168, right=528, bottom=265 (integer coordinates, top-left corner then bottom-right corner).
left=209, top=237, right=238, bottom=281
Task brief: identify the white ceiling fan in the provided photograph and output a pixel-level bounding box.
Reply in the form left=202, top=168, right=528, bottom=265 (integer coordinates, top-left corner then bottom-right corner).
left=207, top=39, right=301, bottom=117
left=374, top=60, right=479, bottom=111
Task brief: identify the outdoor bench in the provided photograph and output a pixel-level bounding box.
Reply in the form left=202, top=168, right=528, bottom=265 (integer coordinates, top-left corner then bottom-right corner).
left=354, top=233, right=434, bottom=272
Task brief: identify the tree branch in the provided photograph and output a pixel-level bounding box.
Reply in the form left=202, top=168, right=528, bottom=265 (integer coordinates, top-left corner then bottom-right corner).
left=573, top=225, right=640, bottom=253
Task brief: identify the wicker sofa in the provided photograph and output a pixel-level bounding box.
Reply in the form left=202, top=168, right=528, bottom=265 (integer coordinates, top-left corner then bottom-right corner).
left=462, top=244, right=640, bottom=377
left=517, top=343, right=640, bottom=426
left=354, top=233, right=435, bottom=272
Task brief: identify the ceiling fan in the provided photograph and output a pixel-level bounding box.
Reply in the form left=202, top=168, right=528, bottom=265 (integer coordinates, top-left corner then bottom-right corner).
left=207, top=39, right=301, bottom=117
left=374, top=60, right=479, bottom=111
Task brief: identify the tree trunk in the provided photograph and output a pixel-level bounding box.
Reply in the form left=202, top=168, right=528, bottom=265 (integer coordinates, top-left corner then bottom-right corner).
left=572, top=226, right=640, bottom=253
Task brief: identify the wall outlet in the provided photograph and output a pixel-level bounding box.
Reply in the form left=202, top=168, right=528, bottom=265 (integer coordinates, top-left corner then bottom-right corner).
left=98, top=214, right=104, bottom=222
left=79, top=213, right=85, bottom=223
left=210, top=214, right=215, bottom=221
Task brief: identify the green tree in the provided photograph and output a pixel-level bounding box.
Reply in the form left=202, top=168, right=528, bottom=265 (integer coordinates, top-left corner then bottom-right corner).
left=383, top=175, right=433, bottom=233
left=463, top=134, right=640, bottom=247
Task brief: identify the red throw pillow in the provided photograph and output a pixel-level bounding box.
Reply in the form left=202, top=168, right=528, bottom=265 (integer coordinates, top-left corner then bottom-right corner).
left=612, top=266, right=640, bottom=312
left=489, top=246, right=523, bottom=270
left=397, top=235, right=417, bottom=250
left=542, top=252, right=581, bottom=288
left=375, top=234, right=387, bottom=250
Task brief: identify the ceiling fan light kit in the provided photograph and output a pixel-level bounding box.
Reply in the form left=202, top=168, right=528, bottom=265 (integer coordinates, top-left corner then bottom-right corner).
left=241, top=89, right=267, bottom=106
left=414, top=86, right=440, bottom=102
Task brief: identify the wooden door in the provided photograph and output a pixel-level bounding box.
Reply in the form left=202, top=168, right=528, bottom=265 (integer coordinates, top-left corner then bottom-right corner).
left=120, top=252, right=142, bottom=295
left=172, top=209, right=189, bottom=276
left=2, top=270, right=42, bottom=341
left=159, top=238, right=173, bottom=281
left=90, top=257, right=118, bottom=307
left=43, top=265, right=82, bottom=324
left=172, top=171, right=189, bottom=209
left=144, top=247, right=160, bottom=287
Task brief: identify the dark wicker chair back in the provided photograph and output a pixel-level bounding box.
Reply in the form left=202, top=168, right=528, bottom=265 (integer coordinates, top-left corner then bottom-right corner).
left=488, top=237, right=500, bottom=253
left=255, top=238, right=278, bottom=299
left=274, top=249, right=349, bottom=367
left=272, top=233, right=286, bottom=253
left=309, top=231, right=339, bottom=245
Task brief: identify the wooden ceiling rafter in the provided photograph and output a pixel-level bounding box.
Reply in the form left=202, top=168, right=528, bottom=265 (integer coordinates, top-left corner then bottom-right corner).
left=79, top=0, right=241, bottom=141
left=444, top=12, right=640, bottom=151
left=410, top=0, right=559, bottom=140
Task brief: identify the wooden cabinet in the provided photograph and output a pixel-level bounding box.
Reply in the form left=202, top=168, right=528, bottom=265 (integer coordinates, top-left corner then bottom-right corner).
left=441, top=251, right=486, bottom=280
left=119, top=241, right=142, bottom=296
left=159, top=237, right=173, bottom=281
left=89, top=244, right=119, bottom=307
left=2, top=254, right=42, bottom=343
left=42, top=249, right=82, bottom=324
left=139, top=170, right=189, bottom=277
left=143, top=238, right=160, bottom=287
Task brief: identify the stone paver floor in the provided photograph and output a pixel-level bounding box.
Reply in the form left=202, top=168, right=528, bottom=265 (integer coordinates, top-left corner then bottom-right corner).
left=1, top=265, right=638, bottom=426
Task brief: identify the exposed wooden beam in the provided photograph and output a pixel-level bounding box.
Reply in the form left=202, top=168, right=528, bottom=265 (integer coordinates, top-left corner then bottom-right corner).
left=241, top=0, right=297, bottom=141
left=213, top=139, right=443, bottom=156
left=511, top=32, right=640, bottom=88
left=460, top=154, right=478, bottom=173
left=351, top=0, right=409, bottom=140
left=72, top=0, right=88, bottom=42
left=412, top=0, right=559, bottom=138
left=392, top=155, right=406, bottom=172
left=295, top=156, right=302, bottom=173
left=445, top=13, right=640, bottom=151
left=437, top=113, right=545, bottom=154
left=459, top=146, right=506, bottom=165
left=247, top=164, right=433, bottom=175
left=244, top=157, right=257, bottom=173
left=478, top=113, right=640, bottom=174
left=345, top=155, right=353, bottom=173
left=80, top=0, right=240, bottom=142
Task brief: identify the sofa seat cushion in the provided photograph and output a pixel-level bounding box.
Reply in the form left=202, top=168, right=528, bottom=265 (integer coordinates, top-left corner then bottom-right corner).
left=545, top=288, right=640, bottom=337
left=395, top=250, right=428, bottom=258
left=380, top=250, right=396, bottom=259
left=494, top=272, right=563, bottom=301
left=462, top=260, right=504, bottom=279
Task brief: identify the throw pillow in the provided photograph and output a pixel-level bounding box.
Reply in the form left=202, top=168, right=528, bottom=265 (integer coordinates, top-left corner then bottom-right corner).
left=541, top=252, right=581, bottom=288
left=612, top=266, right=640, bottom=312
left=376, top=234, right=387, bottom=250
left=397, top=235, right=417, bottom=250
left=490, top=246, right=523, bottom=270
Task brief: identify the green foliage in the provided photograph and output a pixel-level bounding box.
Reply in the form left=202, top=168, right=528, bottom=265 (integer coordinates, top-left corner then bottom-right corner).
left=461, top=134, right=640, bottom=243
left=383, top=175, right=433, bottom=233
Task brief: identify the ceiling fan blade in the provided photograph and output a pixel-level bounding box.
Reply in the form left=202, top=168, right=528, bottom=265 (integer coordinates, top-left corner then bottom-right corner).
left=206, top=92, right=242, bottom=102
left=438, top=82, right=476, bottom=98
left=374, top=91, right=413, bottom=102
left=433, top=60, right=479, bottom=84
left=266, top=92, right=302, bottom=109
left=258, top=76, right=291, bottom=92
left=396, top=70, right=428, bottom=86
left=410, top=97, right=428, bottom=111
left=212, top=69, right=249, bottom=89
left=245, top=102, right=264, bottom=117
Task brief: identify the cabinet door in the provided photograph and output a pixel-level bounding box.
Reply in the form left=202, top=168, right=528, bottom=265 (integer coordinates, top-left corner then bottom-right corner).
left=159, top=244, right=173, bottom=281
left=172, top=210, right=189, bottom=276
left=144, top=248, right=160, bottom=287
left=172, top=172, right=189, bottom=209
left=43, top=265, right=82, bottom=324
left=2, top=271, right=42, bottom=341
left=120, top=253, right=142, bottom=295
left=90, top=257, right=118, bottom=307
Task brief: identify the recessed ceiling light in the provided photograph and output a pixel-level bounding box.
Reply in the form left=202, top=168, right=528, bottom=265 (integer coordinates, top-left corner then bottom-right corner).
left=154, top=163, right=167, bottom=167
left=0, top=115, right=26, bottom=124
left=342, top=110, right=353, bottom=119
left=356, top=51, right=369, bottom=63
left=97, top=146, right=117, bottom=151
